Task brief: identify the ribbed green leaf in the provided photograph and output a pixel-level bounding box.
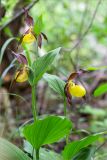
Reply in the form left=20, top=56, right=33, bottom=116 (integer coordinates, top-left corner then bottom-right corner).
left=73, top=146, right=95, bottom=160
left=43, top=73, right=65, bottom=97
left=0, top=37, right=16, bottom=64
left=32, top=47, right=61, bottom=84
left=23, top=115, right=72, bottom=150
left=62, top=133, right=104, bottom=160
left=0, top=138, right=30, bottom=160
left=94, top=83, right=107, bottom=97
left=24, top=141, right=63, bottom=160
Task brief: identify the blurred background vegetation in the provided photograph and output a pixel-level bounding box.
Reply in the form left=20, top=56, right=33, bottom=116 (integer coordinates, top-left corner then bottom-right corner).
left=0, top=0, right=107, bottom=159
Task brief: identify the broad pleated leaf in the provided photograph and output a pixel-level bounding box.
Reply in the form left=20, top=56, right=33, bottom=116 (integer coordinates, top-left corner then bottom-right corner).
left=37, top=148, right=63, bottom=160
left=32, top=47, right=61, bottom=84
left=73, top=146, right=95, bottom=160
left=23, top=115, right=72, bottom=150
left=43, top=73, right=65, bottom=97
left=94, top=83, right=107, bottom=97
left=24, top=140, right=63, bottom=160
left=0, top=138, right=30, bottom=160
left=62, top=133, right=104, bottom=160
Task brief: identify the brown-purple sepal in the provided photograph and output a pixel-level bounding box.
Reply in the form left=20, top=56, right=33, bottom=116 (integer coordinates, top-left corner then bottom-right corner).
left=64, top=83, right=72, bottom=105
left=41, top=32, right=48, bottom=42
left=68, top=72, right=78, bottom=81
left=68, top=69, right=88, bottom=82
left=11, top=50, right=28, bottom=64
left=38, top=34, right=42, bottom=48
left=23, top=8, right=34, bottom=26
left=77, top=69, right=88, bottom=76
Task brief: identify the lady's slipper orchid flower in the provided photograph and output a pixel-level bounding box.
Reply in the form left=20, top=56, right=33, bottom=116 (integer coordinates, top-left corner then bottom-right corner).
left=15, top=65, right=29, bottom=83
left=10, top=49, right=29, bottom=83
left=68, top=80, right=86, bottom=97
left=22, top=27, right=36, bottom=43
left=19, top=9, right=36, bottom=44
left=65, top=71, right=86, bottom=104
left=19, top=8, right=47, bottom=47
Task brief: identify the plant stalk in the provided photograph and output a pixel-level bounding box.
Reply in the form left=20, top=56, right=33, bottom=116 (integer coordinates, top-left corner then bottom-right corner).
left=64, top=95, right=69, bottom=144
left=32, top=86, right=40, bottom=159
left=31, top=85, right=37, bottom=122
left=36, top=149, right=39, bottom=160
left=32, top=35, right=40, bottom=160
left=64, top=95, right=67, bottom=117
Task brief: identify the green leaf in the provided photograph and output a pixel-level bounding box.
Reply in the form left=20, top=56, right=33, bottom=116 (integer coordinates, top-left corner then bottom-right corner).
left=37, top=148, right=63, bottom=160
left=94, top=83, right=107, bottom=97
left=73, top=146, right=95, bottom=160
left=32, top=47, right=61, bottom=84
left=24, top=141, right=63, bottom=160
left=62, top=133, right=104, bottom=160
left=0, top=138, right=30, bottom=160
left=43, top=73, right=66, bottom=97
left=34, top=15, right=43, bottom=35
left=28, top=69, right=34, bottom=86
left=23, top=115, right=72, bottom=150
left=87, top=66, right=107, bottom=71
left=0, top=37, right=16, bottom=64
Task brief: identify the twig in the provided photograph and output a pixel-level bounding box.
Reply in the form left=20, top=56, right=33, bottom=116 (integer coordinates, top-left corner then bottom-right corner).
left=62, top=0, right=102, bottom=53
left=70, top=56, right=77, bottom=70
left=0, top=0, right=39, bottom=31
left=94, top=140, right=107, bottom=153
left=75, top=0, right=89, bottom=70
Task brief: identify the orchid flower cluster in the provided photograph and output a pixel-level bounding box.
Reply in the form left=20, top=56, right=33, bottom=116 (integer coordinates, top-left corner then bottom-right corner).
left=11, top=9, right=47, bottom=83
left=10, top=8, right=86, bottom=104
left=9, top=9, right=87, bottom=117
left=1, top=8, right=99, bottom=160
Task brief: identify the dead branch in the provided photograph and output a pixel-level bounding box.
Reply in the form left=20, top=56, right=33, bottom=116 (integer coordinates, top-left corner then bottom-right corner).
left=0, top=0, right=39, bottom=31
left=62, top=0, right=102, bottom=53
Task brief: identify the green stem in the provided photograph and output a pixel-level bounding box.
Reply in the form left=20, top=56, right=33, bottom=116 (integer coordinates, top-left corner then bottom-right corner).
left=66, top=134, right=69, bottom=144
left=36, top=149, right=39, bottom=160
left=64, top=95, right=69, bottom=144
left=36, top=37, right=39, bottom=56
left=32, top=148, right=34, bottom=160
left=31, top=86, right=40, bottom=159
left=31, top=85, right=37, bottom=122
left=64, top=95, right=67, bottom=117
